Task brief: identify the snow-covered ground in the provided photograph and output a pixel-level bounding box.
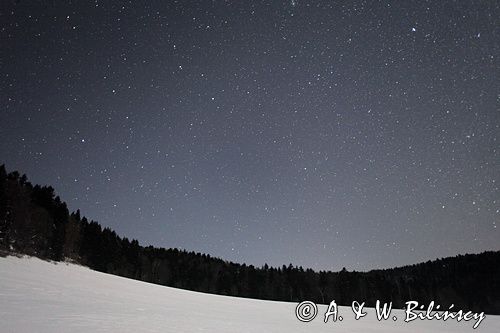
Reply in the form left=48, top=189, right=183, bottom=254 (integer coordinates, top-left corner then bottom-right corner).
left=0, top=256, right=498, bottom=332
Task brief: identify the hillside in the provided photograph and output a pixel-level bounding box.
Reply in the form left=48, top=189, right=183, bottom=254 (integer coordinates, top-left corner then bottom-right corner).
left=1, top=256, right=499, bottom=332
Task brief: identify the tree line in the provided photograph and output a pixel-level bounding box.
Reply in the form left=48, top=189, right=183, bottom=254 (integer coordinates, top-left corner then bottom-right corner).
left=1, top=164, right=499, bottom=314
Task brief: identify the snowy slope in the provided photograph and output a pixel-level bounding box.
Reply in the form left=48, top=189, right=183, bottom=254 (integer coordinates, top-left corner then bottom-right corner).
left=0, top=256, right=498, bottom=333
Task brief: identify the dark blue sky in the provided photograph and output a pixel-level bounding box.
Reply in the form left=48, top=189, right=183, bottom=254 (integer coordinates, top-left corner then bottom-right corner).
left=1, top=0, right=498, bottom=271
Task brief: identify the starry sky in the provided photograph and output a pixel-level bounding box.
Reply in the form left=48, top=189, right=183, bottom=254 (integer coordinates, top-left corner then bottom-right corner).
left=1, top=1, right=498, bottom=271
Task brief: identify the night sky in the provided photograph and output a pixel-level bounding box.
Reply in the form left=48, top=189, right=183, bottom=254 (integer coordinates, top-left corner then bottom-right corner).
left=1, top=1, right=498, bottom=271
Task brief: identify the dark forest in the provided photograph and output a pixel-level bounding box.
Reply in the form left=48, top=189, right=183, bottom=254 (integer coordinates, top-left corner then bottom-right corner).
left=1, top=164, right=498, bottom=314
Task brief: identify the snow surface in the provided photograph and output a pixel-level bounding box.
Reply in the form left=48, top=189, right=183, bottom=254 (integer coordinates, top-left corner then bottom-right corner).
left=1, top=256, right=498, bottom=332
